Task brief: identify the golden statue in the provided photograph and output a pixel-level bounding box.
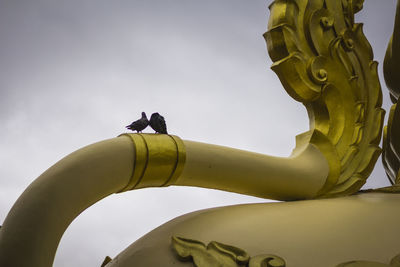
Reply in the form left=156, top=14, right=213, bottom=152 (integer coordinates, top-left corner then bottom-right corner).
left=1, top=0, right=400, bottom=266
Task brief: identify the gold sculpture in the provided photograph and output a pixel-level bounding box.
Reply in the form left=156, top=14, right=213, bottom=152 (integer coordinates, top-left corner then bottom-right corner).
left=266, top=0, right=385, bottom=197
left=383, top=0, right=400, bottom=186
left=0, top=0, right=400, bottom=266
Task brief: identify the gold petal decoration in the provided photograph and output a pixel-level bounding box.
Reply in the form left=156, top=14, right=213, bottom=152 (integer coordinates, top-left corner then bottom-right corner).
left=172, top=236, right=250, bottom=267
left=171, top=236, right=286, bottom=267
left=265, top=0, right=385, bottom=197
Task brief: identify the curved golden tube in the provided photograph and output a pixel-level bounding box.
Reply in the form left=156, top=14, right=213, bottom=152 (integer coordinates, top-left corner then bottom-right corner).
left=120, top=134, right=328, bottom=200
left=178, top=139, right=328, bottom=200
left=0, top=137, right=134, bottom=267
left=0, top=134, right=329, bottom=267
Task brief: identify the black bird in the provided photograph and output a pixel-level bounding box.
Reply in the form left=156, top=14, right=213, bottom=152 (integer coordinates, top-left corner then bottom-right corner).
left=149, top=112, right=168, bottom=134
left=126, top=112, right=149, bottom=132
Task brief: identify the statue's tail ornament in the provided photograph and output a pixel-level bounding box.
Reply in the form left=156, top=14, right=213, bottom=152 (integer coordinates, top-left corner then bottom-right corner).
left=383, top=0, right=400, bottom=185
left=265, top=0, right=385, bottom=197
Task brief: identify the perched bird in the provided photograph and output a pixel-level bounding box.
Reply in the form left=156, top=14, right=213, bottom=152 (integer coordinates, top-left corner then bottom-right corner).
left=149, top=112, right=168, bottom=134
left=126, top=112, right=149, bottom=132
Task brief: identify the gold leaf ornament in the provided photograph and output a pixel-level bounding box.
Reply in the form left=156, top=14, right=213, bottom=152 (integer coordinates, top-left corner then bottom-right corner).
left=172, top=236, right=250, bottom=267
left=265, top=0, right=385, bottom=197
left=171, top=236, right=286, bottom=267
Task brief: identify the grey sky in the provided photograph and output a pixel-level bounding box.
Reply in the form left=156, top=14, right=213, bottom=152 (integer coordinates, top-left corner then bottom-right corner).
left=0, top=0, right=397, bottom=266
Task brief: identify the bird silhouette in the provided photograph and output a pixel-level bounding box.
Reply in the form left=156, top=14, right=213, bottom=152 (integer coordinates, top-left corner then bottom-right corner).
left=149, top=112, right=168, bottom=134
left=126, top=112, right=149, bottom=132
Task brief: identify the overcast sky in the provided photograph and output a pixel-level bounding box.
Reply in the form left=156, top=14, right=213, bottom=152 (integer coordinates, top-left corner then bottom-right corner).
left=0, top=0, right=397, bottom=266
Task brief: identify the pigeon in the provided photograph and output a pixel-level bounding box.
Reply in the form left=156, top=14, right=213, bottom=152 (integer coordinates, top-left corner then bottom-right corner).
left=126, top=112, right=149, bottom=132
left=149, top=112, right=168, bottom=134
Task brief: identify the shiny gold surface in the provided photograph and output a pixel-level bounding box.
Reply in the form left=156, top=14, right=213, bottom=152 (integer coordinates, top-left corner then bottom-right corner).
left=0, top=0, right=396, bottom=266
left=105, top=192, right=400, bottom=267
left=0, top=137, right=135, bottom=267
left=178, top=140, right=328, bottom=200
left=266, top=0, right=385, bottom=197
left=171, top=236, right=285, bottom=267
left=383, top=0, right=400, bottom=185
left=117, top=134, right=329, bottom=200
left=0, top=134, right=328, bottom=266
left=118, top=133, right=186, bottom=191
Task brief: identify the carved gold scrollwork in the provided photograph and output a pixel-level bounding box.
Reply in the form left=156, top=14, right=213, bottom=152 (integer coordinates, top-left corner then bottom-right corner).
left=249, top=255, right=286, bottom=267
left=171, top=236, right=286, bottom=267
left=266, top=0, right=384, bottom=197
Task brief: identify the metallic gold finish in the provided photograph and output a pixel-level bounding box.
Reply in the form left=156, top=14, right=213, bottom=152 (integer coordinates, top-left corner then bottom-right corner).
left=382, top=104, right=400, bottom=184
left=0, top=1, right=394, bottom=266
left=265, top=0, right=385, bottom=197
left=118, top=133, right=186, bottom=191
left=0, top=137, right=135, bottom=267
left=384, top=0, right=400, bottom=102
left=106, top=192, right=400, bottom=267
left=337, top=254, right=400, bottom=267
left=0, top=134, right=329, bottom=267
left=0, top=134, right=186, bottom=267
left=171, top=236, right=286, bottom=267
left=383, top=0, right=400, bottom=185
left=249, top=255, right=286, bottom=267
left=177, top=139, right=328, bottom=200
left=172, top=236, right=250, bottom=267
left=117, top=134, right=328, bottom=200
